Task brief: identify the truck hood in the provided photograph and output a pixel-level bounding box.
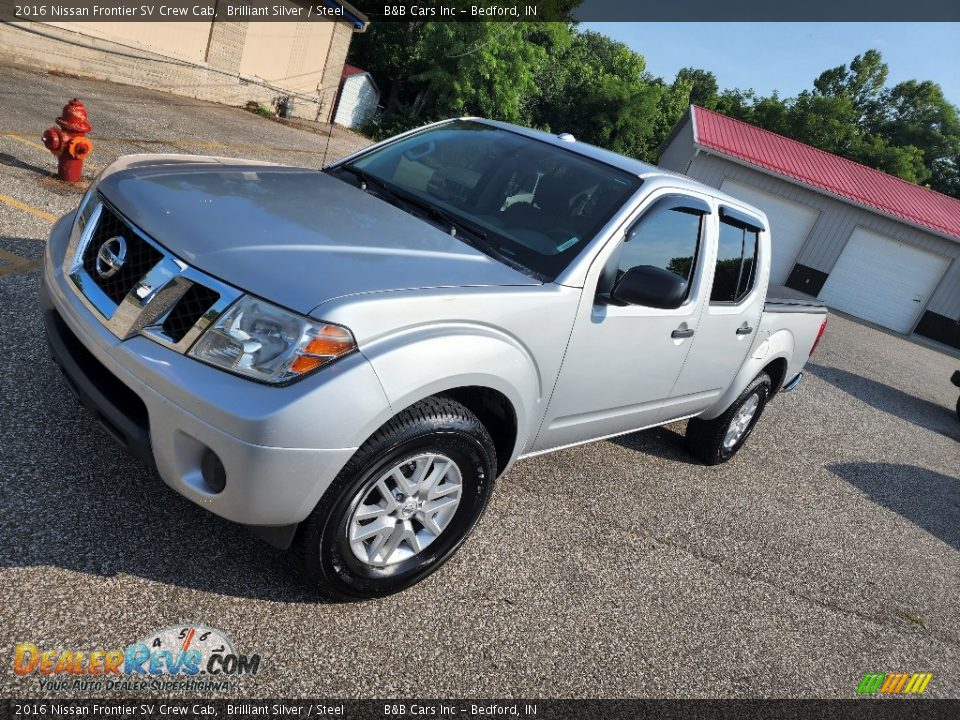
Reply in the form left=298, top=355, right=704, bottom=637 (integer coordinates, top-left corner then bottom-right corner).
left=96, top=158, right=539, bottom=315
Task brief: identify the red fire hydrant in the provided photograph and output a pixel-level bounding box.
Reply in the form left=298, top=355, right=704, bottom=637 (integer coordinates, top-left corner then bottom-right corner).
left=41, top=98, right=94, bottom=183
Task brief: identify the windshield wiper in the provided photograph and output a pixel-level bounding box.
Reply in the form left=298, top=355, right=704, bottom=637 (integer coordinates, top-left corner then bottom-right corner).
left=418, top=207, right=542, bottom=279
left=335, top=165, right=410, bottom=210
left=333, top=164, right=543, bottom=280
left=420, top=203, right=487, bottom=243
left=399, top=199, right=519, bottom=266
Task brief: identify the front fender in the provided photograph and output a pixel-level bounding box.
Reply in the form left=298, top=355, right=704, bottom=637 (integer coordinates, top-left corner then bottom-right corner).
left=358, top=324, right=541, bottom=467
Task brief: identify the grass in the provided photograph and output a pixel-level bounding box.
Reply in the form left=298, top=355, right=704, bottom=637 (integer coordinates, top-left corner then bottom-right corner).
left=244, top=101, right=275, bottom=119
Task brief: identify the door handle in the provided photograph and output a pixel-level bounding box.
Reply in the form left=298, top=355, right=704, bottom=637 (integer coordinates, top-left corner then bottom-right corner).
left=736, top=326, right=754, bottom=335
left=671, top=327, right=695, bottom=339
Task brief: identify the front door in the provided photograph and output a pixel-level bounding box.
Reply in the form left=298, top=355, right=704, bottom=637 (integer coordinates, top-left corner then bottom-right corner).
left=533, top=192, right=712, bottom=453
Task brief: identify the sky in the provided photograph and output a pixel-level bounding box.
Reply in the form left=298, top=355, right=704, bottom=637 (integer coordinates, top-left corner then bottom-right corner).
left=582, top=23, right=960, bottom=107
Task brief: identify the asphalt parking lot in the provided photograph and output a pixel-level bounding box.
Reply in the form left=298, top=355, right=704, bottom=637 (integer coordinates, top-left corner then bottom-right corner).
left=1, top=63, right=959, bottom=700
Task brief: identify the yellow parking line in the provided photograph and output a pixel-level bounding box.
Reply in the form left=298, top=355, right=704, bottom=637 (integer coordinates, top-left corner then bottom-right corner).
left=2, top=132, right=48, bottom=153
left=0, top=259, right=41, bottom=277
left=0, top=193, right=57, bottom=222
left=0, top=248, right=41, bottom=277
left=0, top=248, right=31, bottom=263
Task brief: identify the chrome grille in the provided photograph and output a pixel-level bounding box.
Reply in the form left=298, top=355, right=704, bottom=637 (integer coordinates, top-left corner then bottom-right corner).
left=64, top=194, right=241, bottom=354
left=162, top=284, right=221, bottom=343
left=80, top=205, right=163, bottom=305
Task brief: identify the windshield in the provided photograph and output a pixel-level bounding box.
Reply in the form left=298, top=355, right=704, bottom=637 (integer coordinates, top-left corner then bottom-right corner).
left=329, top=121, right=642, bottom=281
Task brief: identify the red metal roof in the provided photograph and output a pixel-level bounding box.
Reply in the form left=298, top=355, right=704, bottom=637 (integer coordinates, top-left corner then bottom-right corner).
left=341, top=64, right=367, bottom=78
left=691, top=105, right=960, bottom=242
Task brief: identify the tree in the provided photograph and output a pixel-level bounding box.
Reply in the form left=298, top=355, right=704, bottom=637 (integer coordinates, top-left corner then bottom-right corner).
left=787, top=91, right=861, bottom=155
left=813, top=49, right=888, bottom=128
left=713, top=50, right=960, bottom=198
left=350, top=29, right=960, bottom=199
left=882, top=80, right=960, bottom=195
left=347, top=22, right=429, bottom=116
left=531, top=30, right=690, bottom=162
left=409, top=23, right=552, bottom=124
left=714, top=88, right=756, bottom=122
left=674, top=68, right=719, bottom=108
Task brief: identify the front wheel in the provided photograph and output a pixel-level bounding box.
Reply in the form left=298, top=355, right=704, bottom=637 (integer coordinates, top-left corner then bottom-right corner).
left=686, top=373, right=772, bottom=465
left=291, top=396, right=497, bottom=600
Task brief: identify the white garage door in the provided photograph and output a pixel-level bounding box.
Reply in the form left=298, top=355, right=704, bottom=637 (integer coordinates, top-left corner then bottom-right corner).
left=720, top=179, right=819, bottom=284
left=819, top=228, right=949, bottom=333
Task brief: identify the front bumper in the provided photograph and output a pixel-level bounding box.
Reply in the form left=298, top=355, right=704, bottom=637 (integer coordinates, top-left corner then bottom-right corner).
left=41, top=213, right=391, bottom=541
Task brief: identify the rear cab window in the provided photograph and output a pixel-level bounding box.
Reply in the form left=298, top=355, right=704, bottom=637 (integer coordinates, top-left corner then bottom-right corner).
left=711, top=209, right=762, bottom=304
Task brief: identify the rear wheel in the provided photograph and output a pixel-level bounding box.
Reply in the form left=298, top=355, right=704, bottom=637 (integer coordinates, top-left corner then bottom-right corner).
left=686, top=373, right=772, bottom=465
left=292, top=396, right=496, bottom=600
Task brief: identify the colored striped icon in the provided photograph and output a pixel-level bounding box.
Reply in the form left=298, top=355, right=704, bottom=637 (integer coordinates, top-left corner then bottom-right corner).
left=856, top=672, right=933, bottom=694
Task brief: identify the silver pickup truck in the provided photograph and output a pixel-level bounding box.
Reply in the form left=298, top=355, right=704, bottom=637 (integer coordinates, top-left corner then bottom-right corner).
left=41, top=118, right=828, bottom=599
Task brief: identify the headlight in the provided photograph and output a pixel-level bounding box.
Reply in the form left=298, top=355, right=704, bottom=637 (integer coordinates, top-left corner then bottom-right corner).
left=69, top=182, right=99, bottom=242
left=189, top=296, right=356, bottom=384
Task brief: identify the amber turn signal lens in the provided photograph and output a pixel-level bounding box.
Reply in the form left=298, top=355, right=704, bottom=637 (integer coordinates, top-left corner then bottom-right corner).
left=289, top=325, right=355, bottom=375
left=290, top=355, right=326, bottom=374
left=303, top=332, right=353, bottom=357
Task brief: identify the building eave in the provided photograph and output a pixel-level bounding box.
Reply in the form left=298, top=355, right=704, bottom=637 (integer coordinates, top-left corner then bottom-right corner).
left=321, top=0, right=369, bottom=30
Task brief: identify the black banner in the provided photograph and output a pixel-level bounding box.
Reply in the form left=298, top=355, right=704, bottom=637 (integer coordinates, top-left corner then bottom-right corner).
left=2, top=700, right=960, bottom=720
left=1, top=0, right=959, bottom=23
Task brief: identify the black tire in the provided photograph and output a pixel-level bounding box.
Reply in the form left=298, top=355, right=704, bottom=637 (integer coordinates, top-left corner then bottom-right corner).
left=686, top=373, right=772, bottom=466
left=956, top=394, right=960, bottom=421
left=292, top=396, right=497, bottom=600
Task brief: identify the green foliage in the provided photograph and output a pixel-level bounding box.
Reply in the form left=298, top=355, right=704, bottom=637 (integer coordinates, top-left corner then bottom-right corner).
left=675, top=68, right=719, bottom=109
left=530, top=30, right=673, bottom=161
left=411, top=23, right=549, bottom=124
left=246, top=103, right=275, bottom=119
left=349, top=24, right=960, bottom=198
left=710, top=51, right=959, bottom=197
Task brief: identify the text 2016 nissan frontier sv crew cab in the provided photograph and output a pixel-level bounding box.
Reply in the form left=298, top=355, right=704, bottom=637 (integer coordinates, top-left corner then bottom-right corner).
left=41, top=118, right=828, bottom=598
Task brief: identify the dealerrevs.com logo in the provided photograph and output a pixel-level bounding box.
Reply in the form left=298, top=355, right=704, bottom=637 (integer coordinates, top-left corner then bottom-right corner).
left=13, top=625, right=262, bottom=693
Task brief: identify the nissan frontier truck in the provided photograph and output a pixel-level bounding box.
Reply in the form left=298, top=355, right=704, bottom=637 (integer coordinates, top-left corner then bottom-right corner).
left=41, top=118, right=828, bottom=598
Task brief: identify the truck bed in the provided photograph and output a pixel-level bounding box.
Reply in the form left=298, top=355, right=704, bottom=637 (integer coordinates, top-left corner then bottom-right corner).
left=764, top=284, right=828, bottom=314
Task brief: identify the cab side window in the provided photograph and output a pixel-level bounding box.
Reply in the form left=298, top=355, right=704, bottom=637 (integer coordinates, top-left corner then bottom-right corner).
left=712, top=218, right=759, bottom=304
left=615, top=207, right=703, bottom=297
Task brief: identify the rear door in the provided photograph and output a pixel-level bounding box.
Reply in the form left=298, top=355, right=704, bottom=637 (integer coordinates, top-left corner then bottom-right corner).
left=668, top=206, right=767, bottom=416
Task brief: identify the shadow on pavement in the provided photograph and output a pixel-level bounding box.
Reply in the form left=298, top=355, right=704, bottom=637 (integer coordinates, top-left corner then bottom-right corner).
left=0, top=152, right=51, bottom=177
left=608, top=424, right=701, bottom=466
left=0, top=360, right=328, bottom=604
left=827, top=462, right=960, bottom=552
left=807, top=362, right=959, bottom=442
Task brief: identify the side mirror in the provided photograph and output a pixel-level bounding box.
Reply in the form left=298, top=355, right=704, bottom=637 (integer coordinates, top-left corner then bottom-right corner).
left=610, top=265, right=688, bottom=309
